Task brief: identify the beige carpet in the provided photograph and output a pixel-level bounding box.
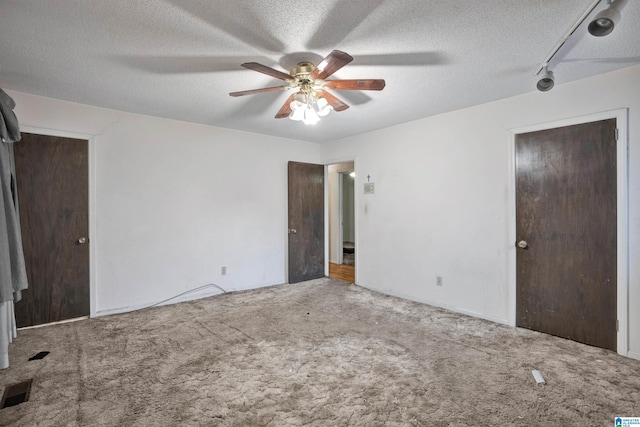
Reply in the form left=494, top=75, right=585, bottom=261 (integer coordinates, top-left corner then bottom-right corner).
left=1, top=278, right=639, bottom=426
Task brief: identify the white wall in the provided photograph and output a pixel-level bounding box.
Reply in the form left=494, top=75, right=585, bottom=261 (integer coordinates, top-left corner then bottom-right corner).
left=9, top=91, right=323, bottom=315
left=321, top=65, right=640, bottom=359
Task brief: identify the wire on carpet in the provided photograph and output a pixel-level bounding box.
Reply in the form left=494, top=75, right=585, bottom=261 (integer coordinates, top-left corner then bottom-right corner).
left=142, top=283, right=227, bottom=310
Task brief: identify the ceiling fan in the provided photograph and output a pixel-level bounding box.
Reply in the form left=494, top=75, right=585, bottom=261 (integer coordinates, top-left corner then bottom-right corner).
left=229, top=50, right=385, bottom=124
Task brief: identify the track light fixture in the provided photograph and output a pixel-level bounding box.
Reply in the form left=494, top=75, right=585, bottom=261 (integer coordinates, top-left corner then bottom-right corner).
left=534, top=0, right=625, bottom=92
left=588, top=0, right=627, bottom=37
left=536, top=66, right=555, bottom=92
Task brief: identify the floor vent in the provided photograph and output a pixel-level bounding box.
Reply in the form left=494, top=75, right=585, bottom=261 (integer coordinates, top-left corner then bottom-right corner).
left=1, top=379, right=33, bottom=409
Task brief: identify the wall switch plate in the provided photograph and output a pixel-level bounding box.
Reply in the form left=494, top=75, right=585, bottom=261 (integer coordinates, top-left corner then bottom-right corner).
left=221, top=266, right=227, bottom=276
left=436, top=276, right=443, bottom=286
left=364, top=183, right=375, bottom=194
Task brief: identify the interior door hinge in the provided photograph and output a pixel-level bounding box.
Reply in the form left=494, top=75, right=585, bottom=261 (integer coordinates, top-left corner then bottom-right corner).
left=616, top=319, right=619, bottom=332
left=615, top=128, right=619, bottom=141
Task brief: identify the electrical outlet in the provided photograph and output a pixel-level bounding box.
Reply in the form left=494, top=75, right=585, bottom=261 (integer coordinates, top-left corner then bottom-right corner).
left=221, top=266, right=227, bottom=276
left=436, top=276, right=443, bottom=286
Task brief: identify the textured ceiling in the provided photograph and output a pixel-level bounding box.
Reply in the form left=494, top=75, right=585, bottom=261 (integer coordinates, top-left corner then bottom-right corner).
left=1, top=0, right=639, bottom=143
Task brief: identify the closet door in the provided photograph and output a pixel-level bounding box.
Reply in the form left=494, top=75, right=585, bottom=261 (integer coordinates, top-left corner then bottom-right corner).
left=288, top=161, right=325, bottom=283
left=14, top=133, right=89, bottom=327
left=515, top=119, right=617, bottom=351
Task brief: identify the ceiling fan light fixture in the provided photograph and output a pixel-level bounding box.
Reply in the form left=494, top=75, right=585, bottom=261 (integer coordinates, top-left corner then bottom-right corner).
left=290, top=93, right=306, bottom=109
left=289, top=106, right=305, bottom=121
left=289, top=92, right=308, bottom=121
left=288, top=90, right=330, bottom=124
left=302, top=107, right=321, bottom=125
left=314, top=96, right=332, bottom=117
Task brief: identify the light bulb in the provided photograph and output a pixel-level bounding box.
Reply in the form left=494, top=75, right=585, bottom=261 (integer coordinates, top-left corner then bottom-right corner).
left=302, top=107, right=320, bottom=125
left=289, top=107, right=305, bottom=121
left=315, top=97, right=332, bottom=117
left=290, top=99, right=304, bottom=110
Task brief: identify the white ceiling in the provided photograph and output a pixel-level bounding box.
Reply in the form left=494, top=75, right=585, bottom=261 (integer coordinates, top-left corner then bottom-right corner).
left=1, top=0, right=639, bottom=143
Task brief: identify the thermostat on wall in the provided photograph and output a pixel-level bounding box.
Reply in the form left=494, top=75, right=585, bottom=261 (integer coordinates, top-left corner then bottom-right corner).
left=364, top=183, right=375, bottom=194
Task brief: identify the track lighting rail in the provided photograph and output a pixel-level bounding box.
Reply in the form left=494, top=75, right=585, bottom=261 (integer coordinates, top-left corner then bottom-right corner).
left=535, top=0, right=627, bottom=91
left=535, top=0, right=601, bottom=77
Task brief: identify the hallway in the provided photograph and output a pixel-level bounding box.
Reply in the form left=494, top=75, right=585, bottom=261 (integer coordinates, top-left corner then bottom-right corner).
left=329, top=262, right=355, bottom=283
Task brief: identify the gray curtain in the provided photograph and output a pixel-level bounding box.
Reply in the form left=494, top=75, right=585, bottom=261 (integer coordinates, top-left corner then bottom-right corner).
left=0, top=88, right=28, bottom=369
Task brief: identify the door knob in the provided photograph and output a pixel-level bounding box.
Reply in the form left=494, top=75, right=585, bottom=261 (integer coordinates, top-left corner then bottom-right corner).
left=517, top=240, right=528, bottom=249
left=77, top=237, right=87, bottom=244
left=288, top=229, right=297, bottom=234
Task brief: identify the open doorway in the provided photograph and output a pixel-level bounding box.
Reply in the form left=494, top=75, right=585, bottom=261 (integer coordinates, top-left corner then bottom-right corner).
left=340, top=171, right=355, bottom=267
left=328, top=162, right=355, bottom=283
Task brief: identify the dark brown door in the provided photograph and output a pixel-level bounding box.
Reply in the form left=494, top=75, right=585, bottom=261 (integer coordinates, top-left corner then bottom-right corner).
left=288, top=161, right=324, bottom=283
left=13, top=133, right=90, bottom=327
left=515, top=119, right=617, bottom=351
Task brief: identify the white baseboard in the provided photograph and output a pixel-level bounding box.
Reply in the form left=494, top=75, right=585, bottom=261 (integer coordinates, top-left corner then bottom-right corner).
left=355, top=284, right=640, bottom=361
left=355, top=283, right=509, bottom=326
left=627, top=351, right=640, bottom=361
left=95, top=286, right=225, bottom=318
left=18, top=316, right=89, bottom=330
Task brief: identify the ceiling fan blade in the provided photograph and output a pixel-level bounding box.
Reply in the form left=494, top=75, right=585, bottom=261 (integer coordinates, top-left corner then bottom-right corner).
left=241, top=62, right=292, bottom=81
left=275, top=94, right=296, bottom=119
left=319, top=91, right=350, bottom=112
left=325, top=79, right=386, bottom=91
left=229, top=86, right=288, bottom=97
left=311, top=50, right=353, bottom=80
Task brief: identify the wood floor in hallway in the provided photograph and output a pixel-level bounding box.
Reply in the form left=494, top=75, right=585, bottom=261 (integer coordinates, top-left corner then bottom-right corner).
left=329, top=263, right=355, bottom=283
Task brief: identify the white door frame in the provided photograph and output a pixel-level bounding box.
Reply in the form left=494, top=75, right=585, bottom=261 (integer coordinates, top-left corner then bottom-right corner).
left=508, top=109, right=629, bottom=357
left=324, top=158, right=357, bottom=283
left=337, top=171, right=344, bottom=266
left=19, top=125, right=97, bottom=319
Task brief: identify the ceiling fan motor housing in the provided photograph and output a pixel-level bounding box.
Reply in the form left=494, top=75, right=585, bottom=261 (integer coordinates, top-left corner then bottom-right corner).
left=290, top=61, right=316, bottom=78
